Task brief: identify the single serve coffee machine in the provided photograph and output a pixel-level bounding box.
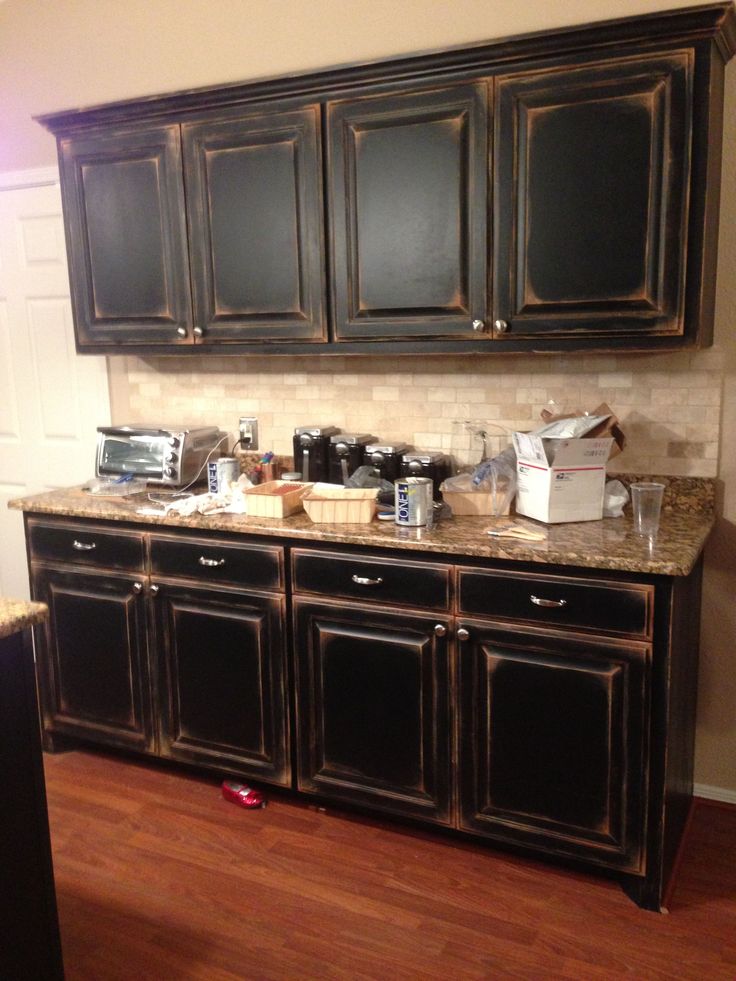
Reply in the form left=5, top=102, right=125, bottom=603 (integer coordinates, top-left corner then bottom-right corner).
left=328, top=433, right=376, bottom=484
left=400, top=451, right=450, bottom=499
left=293, top=426, right=339, bottom=482
left=363, top=442, right=407, bottom=484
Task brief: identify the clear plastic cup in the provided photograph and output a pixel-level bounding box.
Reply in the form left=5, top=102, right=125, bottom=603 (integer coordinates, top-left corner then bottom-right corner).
left=631, top=482, right=665, bottom=537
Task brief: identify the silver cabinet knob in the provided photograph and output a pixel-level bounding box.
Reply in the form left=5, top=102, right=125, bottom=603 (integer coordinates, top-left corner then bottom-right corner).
left=434, top=624, right=447, bottom=637
left=132, top=581, right=144, bottom=594
left=176, top=326, right=188, bottom=338
left=149, top=583, right=160, bottom=596
left=494, top=319, right=509, bottom=333
left=457, top=627, right=470, bottom=642
left=193, top=326, right=204, bottom=338
left=472, top=319, right=486, bottom=333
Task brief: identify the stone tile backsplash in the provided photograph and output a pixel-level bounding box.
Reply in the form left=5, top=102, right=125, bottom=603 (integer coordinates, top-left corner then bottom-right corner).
left=122, top=346, right=725, bottom=477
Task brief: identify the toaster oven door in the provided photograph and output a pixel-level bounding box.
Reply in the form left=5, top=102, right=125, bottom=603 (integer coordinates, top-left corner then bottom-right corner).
left=97, top=433, right=168, bottom=481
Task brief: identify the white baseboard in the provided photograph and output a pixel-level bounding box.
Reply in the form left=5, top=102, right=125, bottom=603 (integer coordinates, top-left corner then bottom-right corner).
left=0, top=165, right=59, bottom=190
left=694, top=782, right=736, bottom=805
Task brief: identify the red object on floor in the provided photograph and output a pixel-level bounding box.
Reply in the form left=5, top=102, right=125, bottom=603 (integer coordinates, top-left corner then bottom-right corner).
left=221, top=780, right=266, bottom=809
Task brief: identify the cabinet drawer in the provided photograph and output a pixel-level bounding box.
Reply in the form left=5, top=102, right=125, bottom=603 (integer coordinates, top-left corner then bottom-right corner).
left=292, top=549, right=450, bottom=611
left=28, top=519, right=145, bottom=572
left=150, top=535, right=283, bottom=591
left=457, top=568, right=653, bottom=639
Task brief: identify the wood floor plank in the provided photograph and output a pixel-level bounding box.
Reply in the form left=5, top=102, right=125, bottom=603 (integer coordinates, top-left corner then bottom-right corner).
left=42, top=750, right=736, bottom=980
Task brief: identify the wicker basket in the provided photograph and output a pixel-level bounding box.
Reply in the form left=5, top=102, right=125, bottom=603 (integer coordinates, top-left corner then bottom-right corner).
left=303, top=485, right=378, bottom=523
left=244, top=480, right=312, bottom=517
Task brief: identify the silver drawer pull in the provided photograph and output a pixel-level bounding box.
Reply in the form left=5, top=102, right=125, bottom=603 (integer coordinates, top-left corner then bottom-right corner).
left=352, top=574, right=383, bottom=587
left=531, top=594, right=567, bottom=609
left=72, top=540, right=96, bottom=551
left=199, top=556, right=226, bottom=567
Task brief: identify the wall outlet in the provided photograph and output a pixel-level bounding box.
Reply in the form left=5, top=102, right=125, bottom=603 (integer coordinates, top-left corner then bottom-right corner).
left=238, top=416, right=258, bottom=451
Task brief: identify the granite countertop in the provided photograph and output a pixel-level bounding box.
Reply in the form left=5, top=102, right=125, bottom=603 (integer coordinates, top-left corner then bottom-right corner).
left=0, top=597, right=48, bottom=640
left=8, top=482, right=716, bottom=576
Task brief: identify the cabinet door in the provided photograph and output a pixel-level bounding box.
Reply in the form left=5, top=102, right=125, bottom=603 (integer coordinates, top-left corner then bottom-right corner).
left=31, top=566, right=154, bottom=752
left=458, top=619, right=648, bottom=872
left=183, top=105, right=326, bottom=343
left=293, top=599, right=451, bottom=824
left=328, top=83, right=489, bottom=340
left=59, top=124, right=193, bottom=347
left=494, top=53, right=691, bottom=342
left=154, top=582, right=290, bottom=786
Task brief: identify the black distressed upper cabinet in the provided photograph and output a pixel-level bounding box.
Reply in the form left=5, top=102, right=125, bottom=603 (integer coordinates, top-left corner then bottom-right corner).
left=59, top=105, right=325, bottom=350
left=182, top=105, right=326, bottom=343
left=59, top=124, right=193, bottom=347
left=327, top=83, right=489, bottom=341
left=493, top=53, right=692, bottom=342
left=41, top=4, right=735, bottom=353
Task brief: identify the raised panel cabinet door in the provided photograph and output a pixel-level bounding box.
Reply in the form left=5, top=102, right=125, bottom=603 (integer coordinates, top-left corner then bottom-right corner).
left=182, top=105, right=326, bottom=343
left=30, top=566, right=154, bottom=752
left=58, top=124, right=193, bottom=348
left=458, top=620, right=649, bottom=872
left=494, top=53, right=691, bottom=342
left=327, top=83, right=489, bottom=340
left=154, top=583, right=290, bottom=786
left=293, top=599, right=452, bottom=824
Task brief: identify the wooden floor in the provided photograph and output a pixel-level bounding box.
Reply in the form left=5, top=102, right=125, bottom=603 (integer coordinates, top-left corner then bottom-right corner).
left=43, top=750, right=736, bottom=981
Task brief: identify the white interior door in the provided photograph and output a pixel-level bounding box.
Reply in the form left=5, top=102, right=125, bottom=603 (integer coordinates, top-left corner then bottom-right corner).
left=0, top=169, right=110, bottom=599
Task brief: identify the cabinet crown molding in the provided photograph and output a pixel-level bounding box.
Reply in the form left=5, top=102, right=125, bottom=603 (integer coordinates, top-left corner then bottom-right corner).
left=36, top=2, right=735, bottom=134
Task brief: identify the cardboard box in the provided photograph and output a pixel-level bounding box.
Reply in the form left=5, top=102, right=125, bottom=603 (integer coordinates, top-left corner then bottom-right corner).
left=512, top=433, right=613, bottom=524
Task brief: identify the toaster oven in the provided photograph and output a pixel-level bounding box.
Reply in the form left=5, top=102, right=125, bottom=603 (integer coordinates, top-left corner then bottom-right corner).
left=96, top=425, right=225, bottom=487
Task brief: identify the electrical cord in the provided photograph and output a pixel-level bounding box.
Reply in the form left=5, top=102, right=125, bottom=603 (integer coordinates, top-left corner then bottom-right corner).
left=146, top=432, right=231, bottom=506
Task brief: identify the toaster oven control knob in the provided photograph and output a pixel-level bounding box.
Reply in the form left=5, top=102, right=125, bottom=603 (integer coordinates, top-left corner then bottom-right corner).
left=165, top=466, right=176, bottom=478
left=168, top=436, right=179, bottom=447
left=166, top=452, right=178, bottom=463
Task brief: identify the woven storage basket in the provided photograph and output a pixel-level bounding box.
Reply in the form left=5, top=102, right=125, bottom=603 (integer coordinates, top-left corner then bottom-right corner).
left=303, top=485, right=378, bottom=523
left=244, top=480, right=312, bottom=517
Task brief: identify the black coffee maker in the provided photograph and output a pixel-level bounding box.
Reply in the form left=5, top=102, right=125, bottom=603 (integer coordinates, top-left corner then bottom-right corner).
left=328, top=433, right=376, bottom=484
left=292, top=426, right=339, bottom=482
left=400, top=451, right=450, bottom=500
left=363, top=442, right=407, bottom=484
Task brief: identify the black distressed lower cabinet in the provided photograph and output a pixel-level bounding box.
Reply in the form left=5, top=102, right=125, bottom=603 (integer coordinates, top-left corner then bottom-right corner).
left=24, top=515, right=703, bottom=911
left=31, top=565, right=154, bottom=753
left=457, top=620, right=648, bottom=872
left=153, top=581, right=289, bottom=785
left=27, top=519, right=290, bottom=787
left=293, top=599, right=451, bottom=824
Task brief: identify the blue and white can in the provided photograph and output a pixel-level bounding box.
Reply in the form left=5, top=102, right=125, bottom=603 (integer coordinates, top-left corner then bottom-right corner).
left=394, top=476, right=432, bottom=526
left=208, top=457, right=239, bottom=494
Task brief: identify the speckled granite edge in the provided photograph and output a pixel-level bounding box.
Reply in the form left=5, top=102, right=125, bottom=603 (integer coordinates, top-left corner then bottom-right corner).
left=7, top=482, right=715, bottom=577
left=606, top=473, right=716, bottom=514
left=0, top=598, right=48, bottom=640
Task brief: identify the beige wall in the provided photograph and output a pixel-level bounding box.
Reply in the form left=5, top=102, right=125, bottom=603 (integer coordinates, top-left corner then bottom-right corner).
left=1, top=0, right=734, bottom=794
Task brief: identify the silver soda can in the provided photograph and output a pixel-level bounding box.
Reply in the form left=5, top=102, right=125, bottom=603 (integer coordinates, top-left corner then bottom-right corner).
left=394, top=476, right=433, bottom=526
left=208, top=457, right=239, bottom=493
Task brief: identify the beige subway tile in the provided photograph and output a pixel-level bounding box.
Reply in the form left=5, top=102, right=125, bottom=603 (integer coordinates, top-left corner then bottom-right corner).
left=688, top=389, right=721, bottom=406
left=427, top=387, right=457, bottom=403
